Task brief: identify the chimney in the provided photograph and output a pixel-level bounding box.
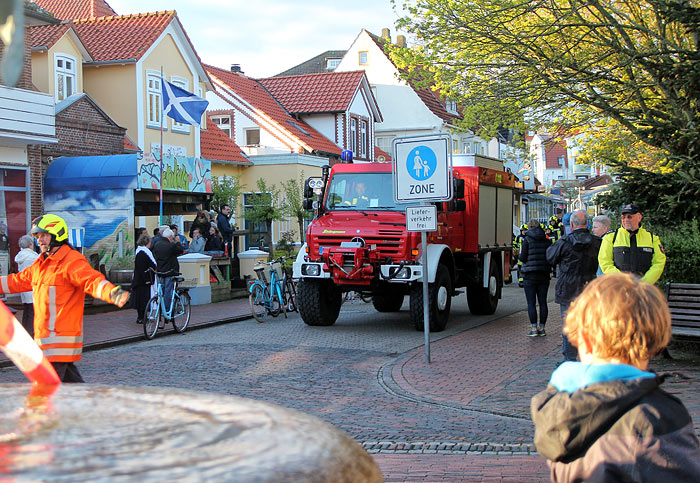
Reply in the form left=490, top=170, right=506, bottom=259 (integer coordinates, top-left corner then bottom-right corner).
left=381, top=28, right=391, bottom=42
left=230, top=64, right=243, bottom=73
left=396, top=35, right=407, bottom=48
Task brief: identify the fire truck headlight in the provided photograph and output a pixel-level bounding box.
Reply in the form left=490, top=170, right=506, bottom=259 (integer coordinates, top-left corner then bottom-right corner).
left=391, top=266, right=411, bottom=279
left=302, top=264, right=321, bottom=276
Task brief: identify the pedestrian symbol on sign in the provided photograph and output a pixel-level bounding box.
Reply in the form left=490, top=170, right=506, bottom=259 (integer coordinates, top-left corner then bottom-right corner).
left=407, top=146, right=437, bottom=181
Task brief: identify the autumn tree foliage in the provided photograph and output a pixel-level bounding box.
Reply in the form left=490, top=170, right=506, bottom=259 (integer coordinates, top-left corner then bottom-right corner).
left=392, top=0, right=700, bottom=221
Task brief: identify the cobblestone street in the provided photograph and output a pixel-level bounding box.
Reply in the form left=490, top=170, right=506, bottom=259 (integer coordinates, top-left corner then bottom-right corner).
left=2, top=283, right=699, bottom=482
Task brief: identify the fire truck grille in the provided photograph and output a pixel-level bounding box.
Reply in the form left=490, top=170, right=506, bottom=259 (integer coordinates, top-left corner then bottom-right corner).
left=317, top=231, right=404, bottom=257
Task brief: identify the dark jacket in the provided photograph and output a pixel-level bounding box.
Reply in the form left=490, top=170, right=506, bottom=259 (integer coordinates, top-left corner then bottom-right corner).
left=217, top=212, right=233, bottom=243
left=189, top=217, right=211, bottom=240
left=532, top=373, right=700, bottom=482
left=518, top=225, right=551, bottom=281
left=132, top=249, right=156, bottom=288
left=152, top=238, right=183, bottom=276
left=205, top=235, right=223, bottom=252
left=546, top=228, right=601, bottom=304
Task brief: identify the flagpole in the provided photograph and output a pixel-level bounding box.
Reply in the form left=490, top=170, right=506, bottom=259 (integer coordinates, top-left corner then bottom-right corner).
left=159, top=66, right=164, bottom=226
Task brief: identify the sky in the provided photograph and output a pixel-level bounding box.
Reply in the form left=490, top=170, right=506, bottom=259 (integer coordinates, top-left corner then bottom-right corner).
left=106, top=0, right=408, bottom=78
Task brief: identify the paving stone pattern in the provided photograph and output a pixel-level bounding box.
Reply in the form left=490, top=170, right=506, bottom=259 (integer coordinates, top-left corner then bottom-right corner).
left=2, top=283, right=698, bottom=482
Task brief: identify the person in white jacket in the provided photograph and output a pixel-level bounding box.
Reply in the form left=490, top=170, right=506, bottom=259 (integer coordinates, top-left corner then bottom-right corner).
left=14, top=234, right=39, bottom=336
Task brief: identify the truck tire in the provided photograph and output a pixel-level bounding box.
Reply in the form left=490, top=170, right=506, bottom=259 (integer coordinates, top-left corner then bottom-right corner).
left=297, top=279, right=342, bottom=326
left=372, top=293, right=404, bottom=312
left=410, top=264, right=451, bottom=332
left=467, top=258, right=500, bottom=315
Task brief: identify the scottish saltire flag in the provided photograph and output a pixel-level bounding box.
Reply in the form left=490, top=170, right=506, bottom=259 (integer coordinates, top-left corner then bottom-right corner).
left=162, top=79, right=209, bottom=125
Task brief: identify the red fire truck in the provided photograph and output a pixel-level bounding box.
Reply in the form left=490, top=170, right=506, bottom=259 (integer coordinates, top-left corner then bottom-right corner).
left=293, top=155, right=515, bottom=332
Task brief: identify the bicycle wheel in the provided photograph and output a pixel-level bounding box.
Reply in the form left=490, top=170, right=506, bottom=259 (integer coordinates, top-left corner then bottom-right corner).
left=285, top=279, right=297, bottom=312
left=144, top=296, right=160, bottom=340
left=172, top=291, right=191, bottom=333
left=267, top=282, right=281, bottom=317
left=249, top=283, right=267, bottom=322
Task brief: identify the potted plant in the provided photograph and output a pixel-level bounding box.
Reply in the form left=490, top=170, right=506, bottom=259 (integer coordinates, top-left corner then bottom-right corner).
left=108, top=255, right=135, bottom=286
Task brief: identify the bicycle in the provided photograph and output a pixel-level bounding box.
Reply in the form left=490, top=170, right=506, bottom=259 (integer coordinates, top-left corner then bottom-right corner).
left=278, top=256, right=297, bottom=312
left=143, top=270, right=192, bottom=340
left=248, top=259, right=286, bottom=322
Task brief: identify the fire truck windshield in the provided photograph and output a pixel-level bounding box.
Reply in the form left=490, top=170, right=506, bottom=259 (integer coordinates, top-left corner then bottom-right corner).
left=325, top=173, right=406, bottom=211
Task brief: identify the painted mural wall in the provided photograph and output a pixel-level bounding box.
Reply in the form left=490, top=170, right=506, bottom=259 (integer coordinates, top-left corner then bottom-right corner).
left=138, top=153, right=212, bottom=193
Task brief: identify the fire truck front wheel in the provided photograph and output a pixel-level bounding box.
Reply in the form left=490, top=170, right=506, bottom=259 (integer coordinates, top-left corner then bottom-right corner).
left=410, top=264, right=451, bottom=332
left=297, top=279, right=342, bottom=326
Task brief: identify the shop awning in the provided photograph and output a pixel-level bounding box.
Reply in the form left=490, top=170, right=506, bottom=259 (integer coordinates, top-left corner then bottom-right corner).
left=45, top=154, right=138, bottom=192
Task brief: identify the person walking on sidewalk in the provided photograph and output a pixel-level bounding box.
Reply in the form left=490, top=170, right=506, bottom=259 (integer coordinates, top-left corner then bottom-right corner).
left=519, top=218, right=552, bottom=337
left=14, top=234, right=39, bottom=336
left=0, top=214, right=130, bottom=382
left=132, top=233, right=157, bottom=324
left=546, top=210, right=601, bottom=361
left=152, top=228, right=183, bottom=314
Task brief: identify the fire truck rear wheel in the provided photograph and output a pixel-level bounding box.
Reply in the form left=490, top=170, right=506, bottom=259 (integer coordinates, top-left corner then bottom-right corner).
left=410, top=264, right=451, bottom=332
left=372, top=293, right=404, bottom=312
left=297, top=279, right=342, bottom=326
left=467, top=258, right=500, bottom=315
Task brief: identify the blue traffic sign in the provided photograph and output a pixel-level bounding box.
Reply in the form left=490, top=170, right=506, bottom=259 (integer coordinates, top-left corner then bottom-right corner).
left=406, top=146, right=437, bottom=181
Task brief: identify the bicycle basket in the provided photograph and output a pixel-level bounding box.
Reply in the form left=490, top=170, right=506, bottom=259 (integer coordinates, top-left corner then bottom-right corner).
left=253, top=264, right=268, bottom=282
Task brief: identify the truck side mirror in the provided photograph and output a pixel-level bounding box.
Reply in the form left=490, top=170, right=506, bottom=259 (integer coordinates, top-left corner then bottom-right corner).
left=304, top=178, right=314, bottom=198
left=454, top=178, right=465, bottom=199
left=454, top=200, right=466, bottom=212
left=303, top=198, right=314, bottom=210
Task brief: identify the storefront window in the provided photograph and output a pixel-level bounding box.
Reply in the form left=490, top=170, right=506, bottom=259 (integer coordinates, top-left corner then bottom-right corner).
left=0, top=168, right=29, bottom=276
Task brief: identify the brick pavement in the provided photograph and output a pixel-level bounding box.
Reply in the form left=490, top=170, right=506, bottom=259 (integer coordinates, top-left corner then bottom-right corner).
left=1, top=289, right=699, bottom=482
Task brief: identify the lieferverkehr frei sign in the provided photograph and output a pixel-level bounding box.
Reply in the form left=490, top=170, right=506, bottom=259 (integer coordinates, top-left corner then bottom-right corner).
left=406, top=205, right=438, bottom=232
left=393, top=134, right=452, bottom=203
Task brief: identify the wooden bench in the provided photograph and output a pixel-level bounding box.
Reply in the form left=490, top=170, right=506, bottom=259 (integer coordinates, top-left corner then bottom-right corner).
left=665, top=283, right=700, bottom=338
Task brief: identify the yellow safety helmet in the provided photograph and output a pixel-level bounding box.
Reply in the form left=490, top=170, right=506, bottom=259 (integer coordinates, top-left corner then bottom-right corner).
left=520, top=223, right=528, bottom=230
left=31, top=214, right=68, bottom=242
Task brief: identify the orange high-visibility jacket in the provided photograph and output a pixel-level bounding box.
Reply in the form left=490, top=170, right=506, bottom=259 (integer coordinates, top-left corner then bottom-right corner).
left=0, top=245, right=117, bottom=362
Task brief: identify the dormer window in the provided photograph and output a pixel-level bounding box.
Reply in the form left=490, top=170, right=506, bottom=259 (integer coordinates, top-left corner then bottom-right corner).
left=445, top=100, right=458, bottom=114
left=211, top=115, right=231, bottom=137
left=55, top=54, right=77, bottom=101
left=326, top=58, right=341, bottom=70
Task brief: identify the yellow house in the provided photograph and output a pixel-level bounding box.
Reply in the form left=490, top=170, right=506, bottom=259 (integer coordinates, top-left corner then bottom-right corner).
left=28, top=3, right=215, bottom=240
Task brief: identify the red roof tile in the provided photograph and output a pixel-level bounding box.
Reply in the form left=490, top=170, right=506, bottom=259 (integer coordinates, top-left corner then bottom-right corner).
left=27, top=23, right=72, bottom=50
left=69, top=11, right=175, bottom=62
left=34, top=0, right=117, bottom=21
left=201, top=116, right=250, bottom=164
left=124, top=134, right=139, bottom=152
left=544, top=139, right=568, bottom=169
left=374, top=145, right=392, bottom=163
left=259, top=71, right=366, bottom=114
left=205, top=64, right=341, bottom=156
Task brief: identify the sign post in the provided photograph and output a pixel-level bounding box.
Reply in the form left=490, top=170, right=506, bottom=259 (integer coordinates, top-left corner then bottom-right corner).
left=393, top=134, right=452, bottom=363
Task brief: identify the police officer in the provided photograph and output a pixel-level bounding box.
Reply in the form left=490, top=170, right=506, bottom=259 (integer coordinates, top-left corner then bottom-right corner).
left=599, top=204, right=666, bottom=283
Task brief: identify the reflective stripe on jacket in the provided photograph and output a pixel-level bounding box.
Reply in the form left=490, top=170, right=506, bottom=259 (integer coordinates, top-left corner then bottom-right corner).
left=598, top=227, right=666, bottom=284
left=0, top=245, right=116, bottom=362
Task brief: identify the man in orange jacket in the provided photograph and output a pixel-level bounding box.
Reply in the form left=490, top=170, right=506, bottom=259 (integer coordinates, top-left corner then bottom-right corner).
left=0, top=214, right=130, bottom=382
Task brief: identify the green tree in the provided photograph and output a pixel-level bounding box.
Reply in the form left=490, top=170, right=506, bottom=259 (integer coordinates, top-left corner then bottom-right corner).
left=280, top=172, right=311, bottom=243
left=244, top=178, right=285, bottom=258
left=392, top=0, right=700, bottom=219
left=212, top=174, right=245, bottom=220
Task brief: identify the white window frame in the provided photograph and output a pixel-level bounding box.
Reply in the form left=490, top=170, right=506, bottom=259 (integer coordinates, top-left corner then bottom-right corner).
left=359, top=51, right=368, bottom=65
left=446, top=100, right=458, bottom=114
left=211, top=115, right=231, bottom=137
left=170, top=76, right=191, bottom=134
left=350, top=118, right=358, bottom=155
left=360, top=120, right=367, bottom=158
left=146, top=71, right=164, bottom=129
left=54, top=53, right=77, bottom=102
left=245, top=127, right=260, bottom=146
left=326, top=58, right=340, bottom=70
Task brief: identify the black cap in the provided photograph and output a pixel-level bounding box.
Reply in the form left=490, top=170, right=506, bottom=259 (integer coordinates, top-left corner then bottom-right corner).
left=621, top=203, right=641, bottom=215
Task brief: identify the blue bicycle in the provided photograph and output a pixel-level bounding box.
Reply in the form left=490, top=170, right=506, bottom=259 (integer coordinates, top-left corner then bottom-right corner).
left=144, top=270, right=191, bottom=339
left=248, top=259, right=286, bottom=322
